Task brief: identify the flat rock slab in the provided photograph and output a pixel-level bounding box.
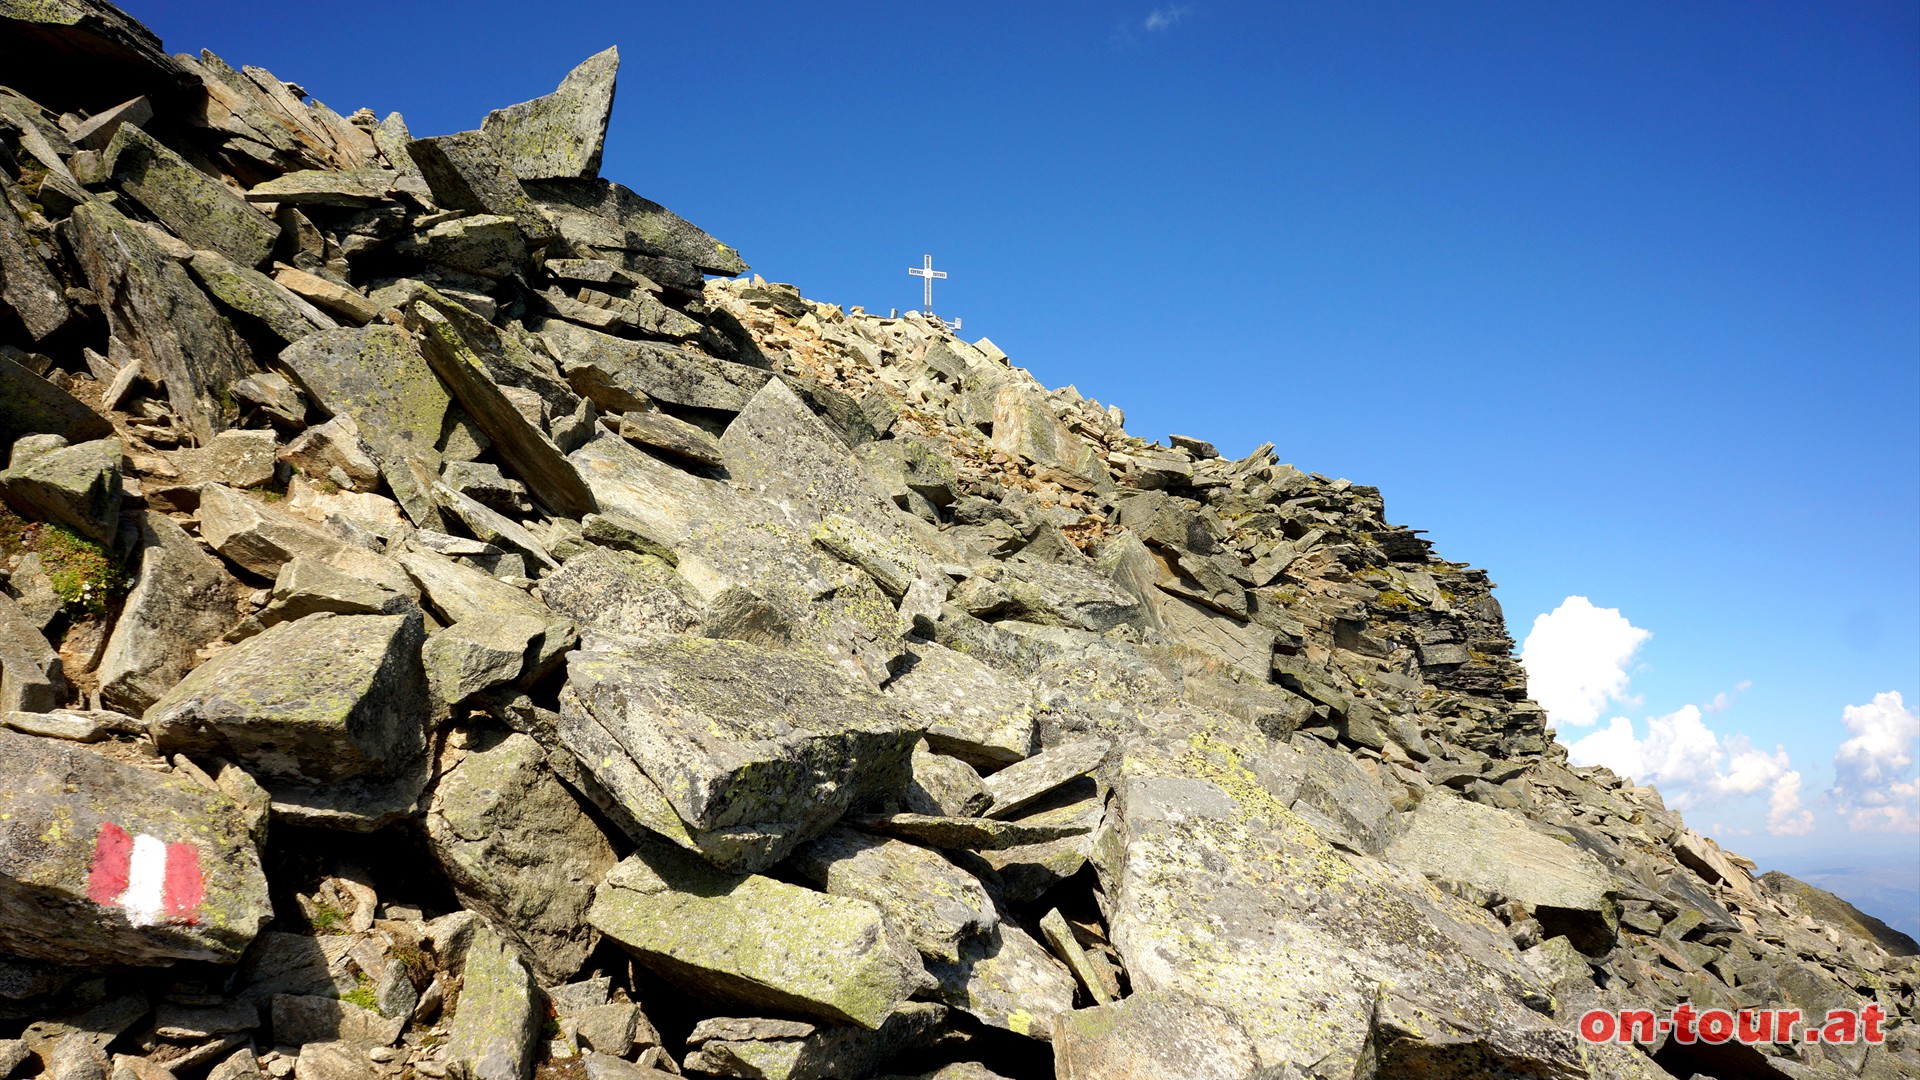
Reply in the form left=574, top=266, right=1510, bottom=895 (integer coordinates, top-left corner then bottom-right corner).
left=1385, top=791, right=1619, bottom=954
left=0, top=351, right=112, bottom=449
left=444, top=923, right=540, bottom=1080
left=1052, top=989, right=1260, bottom=1080
left=525, top=178, right=745, bottom=276
left=885, top=640, right=1038, bottom=767
left=982, top=738, right=1108, bottom=819
left=562, top=635, right=919, bottom=871
left=426, top=730, right=614, bottom=985
left=145, top=612, right=428, bottom=830
left=543, top=319, right=771, bottom=414
left=791, top=827, right=996, bottom=964
left=482, top=47, right=618, bottom=181
left=0, top=728, right=271, bottom=966
left=104, top=123, right=279, bottom=266
left=925, top=917, right=1075, bottom=1043
left=846, top=813, right=1091, bottom=852
left=589, top=841, right=929, bottom=1029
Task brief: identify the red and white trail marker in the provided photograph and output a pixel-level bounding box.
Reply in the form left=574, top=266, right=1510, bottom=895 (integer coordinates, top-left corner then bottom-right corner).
left=85, top=822, right=203, bottom=927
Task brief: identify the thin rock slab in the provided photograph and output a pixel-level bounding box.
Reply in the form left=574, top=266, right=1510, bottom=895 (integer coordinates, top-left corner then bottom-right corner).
left=443, top=923, right=540, bottom=1080
left=588, top=840, right=931, bottom=1029
left=188, top=248, right=336, bottom=345
left=0, top=728, right=271, bottom=966
left=481, top=47, right=618, bottom=181
left=97, top=511, right=239, bottom=714
left=845, top=813, right=1091, bottom=852
left=0, top=172, right=69, bottom=339
left=683, top=1003, right=948, bottom=1080
left=426, top=730, right=615, bottom=985
left=145, top=611, right=429, bottom=831
left=562, top=634, right=920, bottom=871
left=0, top=351, right=112, bottom=449
left=534, top=545, right=700, bottom=642
left=524, top=178, right=746, bottom=276
left=982, top=738, right=1109, bottom=819
left=542, top=318, right=772, bottom=414
left=102, top=123, right=279, bottom=266
left=790, top=828, right=996, bottom=964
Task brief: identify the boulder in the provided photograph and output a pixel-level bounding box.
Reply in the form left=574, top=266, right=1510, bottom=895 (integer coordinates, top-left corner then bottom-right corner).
left=589, top=841, right=930, bottom=1029
left=102, top=123, right=279, bottom=266
left=68, top=200, right=253, bottom=442
left=145, top=612, right=430, bottom=830
left=790, top=828, right=996, bottom=964
left=1385, top=792, right=1619, bottom=954
left=157, top=429, right=278, bottom=489
left=481, top=47, right=619, bottom=181
left=542, top=319, right=772, bottom=414
left=982, top=738, right=1108, bottom=818
left=397, top=547, right=574, bottom=676
left=426, top=730, right=615, bottom=984
left=97, top=511, right=239, bottom=713
left=1052, top=990, right=1261, bottom=1080
left=0, top=591, right=65, bottom=712
left=405, top=131, right=555, bottom=245
left=0, top=351, right=112, bottom=450
left=187, top=248, right=335, bottom=345
left=0, top=173, right=70, bottom=340
left=0, top=436, right=121, bottom=542
left=925, top=917, right=1075, bottom=1042
left=0, top=728, right=271, bottom=965
left=407, top=213, right=527, bottom=279
left=524, top=178, right=746, bottom=276
left=561, top=635, right=919, bottom=871
left=534, top=545, right=700, bottom=640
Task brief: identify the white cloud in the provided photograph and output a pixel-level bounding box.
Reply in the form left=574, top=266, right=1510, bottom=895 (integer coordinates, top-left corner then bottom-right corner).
left=1521, top=597, right=1651, bottom=727
left=1568, top=705, right=1812, bottom=836
left=1144, top=5, right=1192, bottom=31
left=1831, top=691, right=1920, bottom=834
left=1703, top=679, right=1752, bottom=714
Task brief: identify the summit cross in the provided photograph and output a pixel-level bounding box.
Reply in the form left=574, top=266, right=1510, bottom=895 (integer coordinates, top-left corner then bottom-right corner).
left=907, top=254, right=947, bottom=313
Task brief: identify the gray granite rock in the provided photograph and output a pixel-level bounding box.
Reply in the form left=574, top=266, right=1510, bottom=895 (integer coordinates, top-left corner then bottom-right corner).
left=0, top=436, right=120, bottom=542
left=481, top=47, right=618, bottom=181
left=103, top=123, right=279, bottom=266
left=97, top=511, right=238, bottom=713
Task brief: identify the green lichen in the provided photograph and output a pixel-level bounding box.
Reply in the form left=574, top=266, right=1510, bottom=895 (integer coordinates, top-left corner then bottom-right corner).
left=1, top=507, right=129, bottom=617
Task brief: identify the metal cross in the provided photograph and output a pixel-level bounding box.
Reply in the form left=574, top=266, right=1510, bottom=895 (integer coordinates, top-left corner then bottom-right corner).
left=907, top=254, right=947, bottom=313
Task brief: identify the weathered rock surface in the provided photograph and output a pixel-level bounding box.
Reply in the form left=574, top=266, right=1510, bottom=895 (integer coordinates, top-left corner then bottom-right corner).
left=97, top=511, right=238, bottom=713
left=482, top=47, right=619, bottom=181
left=790, top=827, right=996, bottom=964
left=0, top=435, right=120, bottom=542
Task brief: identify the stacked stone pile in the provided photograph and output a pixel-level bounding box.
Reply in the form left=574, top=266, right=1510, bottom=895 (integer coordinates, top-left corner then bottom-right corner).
left=0, top=4, right=1913, bottom=1079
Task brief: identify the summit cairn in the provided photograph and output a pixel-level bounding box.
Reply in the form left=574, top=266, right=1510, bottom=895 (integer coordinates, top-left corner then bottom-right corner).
left=0, top=3, right=1911, bottom=1078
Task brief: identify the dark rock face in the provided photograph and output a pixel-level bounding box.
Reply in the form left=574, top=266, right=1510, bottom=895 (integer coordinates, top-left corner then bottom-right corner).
left=0, top=5, right=1909, bottom=1079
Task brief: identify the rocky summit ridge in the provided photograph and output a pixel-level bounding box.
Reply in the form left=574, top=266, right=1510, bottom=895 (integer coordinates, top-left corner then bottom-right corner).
left=0, top=5, right=1913, bottom=1080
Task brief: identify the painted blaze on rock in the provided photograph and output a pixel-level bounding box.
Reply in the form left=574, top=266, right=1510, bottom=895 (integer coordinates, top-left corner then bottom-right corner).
left=0, top=728, right=271, bottom=965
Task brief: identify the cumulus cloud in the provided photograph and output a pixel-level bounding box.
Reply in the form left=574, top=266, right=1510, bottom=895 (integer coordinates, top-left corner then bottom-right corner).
left=1144, top=5, right=1192, bottom=31
left=1568, top=705, right=1813, bottom=836
left=1520, top=597, right=1651, bottom=727
left=1831, top=691, right=1920, bottom=833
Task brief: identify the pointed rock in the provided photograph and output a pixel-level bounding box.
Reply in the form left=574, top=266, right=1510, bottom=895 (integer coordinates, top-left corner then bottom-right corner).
left=482, top=47, right=618, bottom=181
left=97, top=511, right=238, bottom=714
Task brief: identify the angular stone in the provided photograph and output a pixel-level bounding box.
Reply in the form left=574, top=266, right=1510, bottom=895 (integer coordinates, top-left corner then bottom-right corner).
left=271, top=265, right=379, bottom=325
left=684, top=1003, right=947, bottom=1080
left=269, top=994, right=402, bottom=1049
left=482, top=47, right=618, bottom=181
left=407, top=214, right=527, bottom=279
left=0, top=728, right=271, bottom=965
left=988, top=384, right=1110, bottom=491
left=68, top=200, right=253, bottom=443
left=1386, top=793, right=1619, bottom=954
left=422, top=614, right=545, bottom=704
left=195, top=484, right=385, bottom=583
left=261, top=556, right=413, bottom=626
left=103, top=123, right=279, bottom=266
left=1092, top=725, right=1570, bottom=1075
left=983, top=738, right=1108, bottom=819
left=903, top=743, right=991, bottom=818
left=561, top=635, right=919, bottom=870
left=1052, top=990, right=1260, bottom=1080
left=0, top=352, right=112, bottom=450
left=542, top=320, right=772, bottom=413
left=145, top=612, right=429, bottom=830
left=0, top=593, right=65, bottom=713
left=979, top=779, right=1105, bottom=905
left=0, top=174, right=69, bottom=340
left=791, top=828, right=995, bottom=964
left=406, top=131, right=555, bottom=244
left=431, top=483, right=556, bottom=571
left=1038, top=907, right=1113, bottom=1005
left=525, top=178, right=745, bottom=276
left=428, top=730, right=614, bottom=985
left=397, top=548, right=574, bottom=675
left=534, top=546, right=699, bottom=640
left=155, top=431, right=276, bottom=493
left=616, top=404, right=722, bottom=467
left=97, top=511, right=238, bottom=713
left=278, top=416, right=380, bottom=492
left=1353, top=988, right=1589, bottom=1080
left=444, top=924, right=540, bottom=1080
left=408, top=303, right=595, bottom=516
left=589, top=840, right=930, bottom=1028
left=188, top=248, right=334, bottom=345
left=0, top=436, right=121, bottom=543
left=926, top=917, right=1075, bottom=1042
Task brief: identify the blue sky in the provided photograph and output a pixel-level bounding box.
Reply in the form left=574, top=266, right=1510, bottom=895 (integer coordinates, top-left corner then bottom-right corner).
left=128, top=1, right=1919, bottom=926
